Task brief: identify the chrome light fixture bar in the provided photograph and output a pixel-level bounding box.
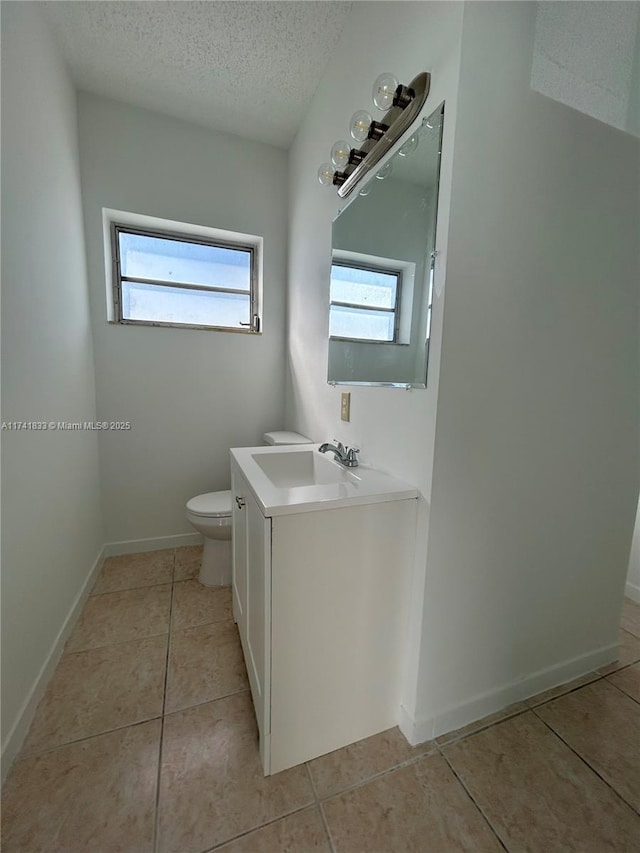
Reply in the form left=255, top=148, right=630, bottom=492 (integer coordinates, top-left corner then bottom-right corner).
left=318, top=71, right=431, bottom=199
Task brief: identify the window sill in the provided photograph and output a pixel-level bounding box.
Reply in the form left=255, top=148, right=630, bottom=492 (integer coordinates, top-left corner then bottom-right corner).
left=108, top=319, right=262, bottom=334
left=329, top=335, right=408, bottom=346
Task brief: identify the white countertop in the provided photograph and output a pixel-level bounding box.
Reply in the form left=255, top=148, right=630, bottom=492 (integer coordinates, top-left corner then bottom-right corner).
left=230, top=444, right=418, bottom=517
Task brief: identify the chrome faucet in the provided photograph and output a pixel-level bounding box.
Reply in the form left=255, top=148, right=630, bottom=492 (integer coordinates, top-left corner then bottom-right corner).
left=318, top=440, right=360, bottom=468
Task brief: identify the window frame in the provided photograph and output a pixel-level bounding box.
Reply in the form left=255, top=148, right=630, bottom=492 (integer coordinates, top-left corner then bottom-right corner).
left=329, top=258, right=402, bottom=344
left=110, top=222, right=260, bottom=333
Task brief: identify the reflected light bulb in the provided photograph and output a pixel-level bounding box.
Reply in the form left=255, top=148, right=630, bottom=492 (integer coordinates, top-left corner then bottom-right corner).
left=317, top=162, right=335, bottom=187
left=372, top=73, right=399, bottom=111
left=350, top=110, right=372, bottom=143
left=376, top=161, right=393, bottom=180
left=399, top=134, right=418, bottom=156
left=330, top=140, right=352, bottom=169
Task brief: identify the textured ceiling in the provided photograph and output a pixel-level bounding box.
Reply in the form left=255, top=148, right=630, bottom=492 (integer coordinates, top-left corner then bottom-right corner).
left=41, top=1, right=353, bottom=148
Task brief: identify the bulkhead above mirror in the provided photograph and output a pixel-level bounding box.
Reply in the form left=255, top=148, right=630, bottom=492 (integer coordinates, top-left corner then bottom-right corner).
left=328, top=103, right=444, bottom=388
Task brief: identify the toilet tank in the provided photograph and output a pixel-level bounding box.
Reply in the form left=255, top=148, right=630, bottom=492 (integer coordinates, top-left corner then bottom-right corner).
left=263, top=431, right=311, bottom=446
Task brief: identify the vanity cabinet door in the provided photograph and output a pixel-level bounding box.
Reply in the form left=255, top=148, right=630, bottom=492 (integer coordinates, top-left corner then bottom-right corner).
left=231, top=465, right=248, bottom=636
left=245, top=492, right=271, bottom=761
left=231, top=462, right=271, bottom=772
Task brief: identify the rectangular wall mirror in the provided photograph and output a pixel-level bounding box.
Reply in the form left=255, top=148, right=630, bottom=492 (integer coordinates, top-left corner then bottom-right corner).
left=328, top=103, right=444, bottom=388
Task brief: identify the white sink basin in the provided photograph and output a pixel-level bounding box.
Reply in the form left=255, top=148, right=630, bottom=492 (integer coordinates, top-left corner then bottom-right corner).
left=252, top=450, right=354, bottom=488
left=230, top=444, right=417, bottom=517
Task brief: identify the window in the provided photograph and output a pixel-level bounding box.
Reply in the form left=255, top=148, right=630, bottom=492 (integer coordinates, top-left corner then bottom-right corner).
left=330, top=261, right=401, bottom=342
left=109, top=220, right=260, bottom=332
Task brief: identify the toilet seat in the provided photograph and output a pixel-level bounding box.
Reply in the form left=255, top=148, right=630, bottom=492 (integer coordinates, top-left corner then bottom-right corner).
left=186, top=490, right=231, bottom=518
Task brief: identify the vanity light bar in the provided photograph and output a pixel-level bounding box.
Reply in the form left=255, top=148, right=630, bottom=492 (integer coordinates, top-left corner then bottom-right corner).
left=317, top=71, right=431, bottom=198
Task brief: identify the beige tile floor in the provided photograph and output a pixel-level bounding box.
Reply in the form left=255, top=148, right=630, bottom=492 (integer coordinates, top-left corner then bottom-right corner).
left=2, top=547, right=640, bottom=852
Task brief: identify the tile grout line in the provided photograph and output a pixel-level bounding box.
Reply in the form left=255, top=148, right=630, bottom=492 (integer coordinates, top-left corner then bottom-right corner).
left=531, top=705, right=640, bottom=817
left=202, top=805, right=318, bottom=852
left=619, top=626, right=640, bottom=643
left=604, top=676, right=640, bottom=706
left=152, top=549, right=177, bottom=853
left=438, top=746, right=510, bottom=852
left=434, top=705, right=529, bottom=748
left=61, top=629, right=170, bottom=658
left=305, top=762, right=337, bottom=853
left=15, top=715, right=165, bottom=762
left=163, top=686, right=251, bottom=719
left=522, top=674, right=605, bottom=711
left=600, top=658, right=640, bottom=678
left=88, top=578, right=173, bottom=596
left=89, top=579, right=174, bottom=597
left=171, top=615, right=236, bottom=635
left=314, top=748, right=437, bottom=805
left=63, top=627, right=171, bottom=657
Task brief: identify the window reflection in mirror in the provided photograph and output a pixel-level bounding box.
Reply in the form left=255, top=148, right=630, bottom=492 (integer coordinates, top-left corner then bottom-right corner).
left=330, top=261, right=401, bottom=342
left=328, top=103, right=444, bottom=387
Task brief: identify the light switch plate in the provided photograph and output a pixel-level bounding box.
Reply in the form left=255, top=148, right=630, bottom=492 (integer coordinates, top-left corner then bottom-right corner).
left=341, top=392, right=351, bottom=422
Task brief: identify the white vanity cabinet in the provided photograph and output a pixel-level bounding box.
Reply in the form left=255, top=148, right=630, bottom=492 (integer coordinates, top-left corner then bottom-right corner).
left=230, top=447, right=418, bottom=776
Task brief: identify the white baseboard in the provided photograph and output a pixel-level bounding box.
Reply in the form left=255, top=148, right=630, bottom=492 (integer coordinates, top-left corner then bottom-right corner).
left=104, top=532, right=203, bottom=556
left=399, top=641, right=618, bottom=746
left=625, top=581, right=640, bottom=604
left=1, top=545, right=107, bottom=782
left=398, top=702, right=435, bottom=745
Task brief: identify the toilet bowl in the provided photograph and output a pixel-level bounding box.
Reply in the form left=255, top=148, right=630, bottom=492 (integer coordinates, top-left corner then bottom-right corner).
left=186, top=431, right=311, bottom=586
left=186, top=490, right=233, bottom=587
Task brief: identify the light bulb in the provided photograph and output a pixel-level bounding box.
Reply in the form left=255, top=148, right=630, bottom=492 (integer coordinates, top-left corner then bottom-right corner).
left=349, top=110, right=372, bottom=143
left=399, top=134, right=418, bottom=157
left=330, top=140, right=352, bottom=169
left=372, top=73, right=399, bottom=111
left=376, top=161, right=393, bottom=181
left=317, top=162, right=335, bottom=187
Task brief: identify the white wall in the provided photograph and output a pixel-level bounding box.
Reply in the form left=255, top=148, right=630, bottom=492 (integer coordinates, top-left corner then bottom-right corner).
left=1, top=3, right=104, bottom=769
left=416, top=1, right=639, bottom=734
left=287, top=0, right=464, bottom=728
left=288, top=0, right=639, bottom=742
left=77, top=95, right=289, bottom=542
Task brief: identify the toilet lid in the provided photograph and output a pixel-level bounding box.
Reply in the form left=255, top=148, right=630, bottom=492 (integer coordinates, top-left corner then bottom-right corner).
left=186, top=490, right=232, bottom=517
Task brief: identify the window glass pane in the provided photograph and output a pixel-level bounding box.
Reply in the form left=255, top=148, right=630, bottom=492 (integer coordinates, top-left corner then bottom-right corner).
left=121, top=281, right=250, bottom=328
left=330, top=264, right=397, bottom=309
left=329, top=304, right=395, bottom=341
left=119, top=232, right=251, bottom=291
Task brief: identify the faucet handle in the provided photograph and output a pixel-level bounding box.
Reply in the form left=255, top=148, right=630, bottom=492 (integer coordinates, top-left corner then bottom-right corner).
left=346, top=447, right=360, bottom=467
left=333, top=439, right=346, bottom=454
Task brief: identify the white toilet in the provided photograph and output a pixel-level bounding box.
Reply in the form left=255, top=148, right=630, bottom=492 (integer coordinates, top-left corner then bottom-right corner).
left=186, top=431, right=311, bottom=586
